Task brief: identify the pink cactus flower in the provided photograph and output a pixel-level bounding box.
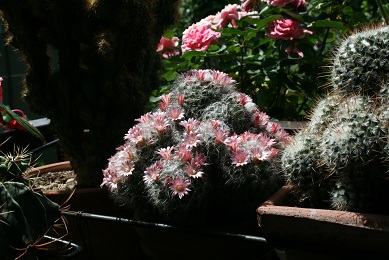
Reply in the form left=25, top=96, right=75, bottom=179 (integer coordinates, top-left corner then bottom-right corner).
left=101, top=168, right=121, bottom=191
left=182, top=131, right=202, bottom=148
left=185, top=160, right=205, bottom=178
left=224, top=133, right=242, bottom=151
left=211, top=70, right=236, bottom=86
left=176, top=144, right=193, bottom=163
left=151, top=111, right=170, bottom=135
left=238, top=93, right=253, bottom=105
left=180, top=118, right=200, bottom=133
left=143, top=161, right=163, bottom=185
left=214, top=128, right=229, bottom=144
left=252, top=111, right=270, bottom=128
left=231, top=148, right=251, bottom=167
left=167, top=106, right=185, bottom=121
left=135, top=112, right=151, bottom=124
left=159, top=93, right=172, bottom=111
left=177, top=93, right=185, bottom=106
left=170, top=176, right=191, bottom=199
left=125, top=125, right=146, bottom=146
left=157, top=146, right=174, bottom=160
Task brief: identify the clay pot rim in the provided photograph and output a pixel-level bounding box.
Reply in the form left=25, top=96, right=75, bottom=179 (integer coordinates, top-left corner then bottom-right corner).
left=257, top=184, right=389, bottom=231
left=27, top=161, right=108, bottom=196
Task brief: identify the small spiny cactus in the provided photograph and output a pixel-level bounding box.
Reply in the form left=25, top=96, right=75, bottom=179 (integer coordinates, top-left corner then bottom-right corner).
left=332, top=25, right=389, bottom=96
left=0, top=145, right=61, bottom=259
left=282, top=25, right=389, bottom=214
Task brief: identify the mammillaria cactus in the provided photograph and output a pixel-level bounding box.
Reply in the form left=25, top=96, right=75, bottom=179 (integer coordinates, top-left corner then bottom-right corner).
left=102, top=69, right=291, bottom=226
left=331, top=25, right=389, bottom=95
left=281, top=25, right=389, bottom=214
left=0, top=0, right=181, bottom=187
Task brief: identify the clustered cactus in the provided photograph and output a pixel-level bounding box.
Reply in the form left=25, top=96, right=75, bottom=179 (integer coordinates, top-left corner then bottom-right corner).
left=102, top=69, right=291, bottom=226
left=282, top=25, right=389, bottom=214
left=0, top=146, right=61, bottom=259
left=0, top=0, right=181, bottom=187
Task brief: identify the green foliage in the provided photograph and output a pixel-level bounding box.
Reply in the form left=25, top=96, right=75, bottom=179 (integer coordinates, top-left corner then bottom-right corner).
left=153, top=0, right=385, bottom=120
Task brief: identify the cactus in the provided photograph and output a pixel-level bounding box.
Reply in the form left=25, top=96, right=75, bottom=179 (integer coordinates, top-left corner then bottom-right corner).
left=0, top=147, right=32, bottom=183
left=0, top=144, right=61, bottom=259
left=102, top=69, right=291, bottom=226
left=0, top=0, right=182, bottom=187
left=282, top=25, right=389, bottom=214
left=331, top=25, right=389, bottom=96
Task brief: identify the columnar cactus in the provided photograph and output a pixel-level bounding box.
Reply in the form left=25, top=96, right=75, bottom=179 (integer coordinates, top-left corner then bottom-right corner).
left=282, top=25, right=389, bottom=214
left=102, top=69, right=291, bottom=226
left=0, top=0, right=181, bottom=187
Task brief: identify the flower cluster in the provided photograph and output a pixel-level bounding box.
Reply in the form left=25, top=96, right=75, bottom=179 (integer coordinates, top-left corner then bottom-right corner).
left=156, top=0, right=363, bottom=121
left=102, top=69, right=291, bottom=225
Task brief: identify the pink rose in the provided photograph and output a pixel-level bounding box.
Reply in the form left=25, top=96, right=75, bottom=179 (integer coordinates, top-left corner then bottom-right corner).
left=213, top=4, right=240, bottom=30
left=157, top=36, right=180, bottom=59
left=266, top=18, right=312, bottom=40
left=181, top=23, right=221, bottom=53
left=213, top=4, right=256, bottom=30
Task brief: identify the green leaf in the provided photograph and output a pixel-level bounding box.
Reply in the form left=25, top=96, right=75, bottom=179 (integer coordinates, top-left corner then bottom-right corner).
left=181, top=50, right=205, bottom=60
left=308, top=20, right=347, bottom=31
left=163, top=70, right=179, bottom=82
left=255, top=15, right=283, bottom=30
left=0, top=104, right=45, bottom=144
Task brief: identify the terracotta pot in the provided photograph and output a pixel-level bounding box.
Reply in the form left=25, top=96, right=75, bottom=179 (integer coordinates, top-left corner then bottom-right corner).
left=29, top=161, right=148, bottom=260
left=257, top=185, right=389, bottom=259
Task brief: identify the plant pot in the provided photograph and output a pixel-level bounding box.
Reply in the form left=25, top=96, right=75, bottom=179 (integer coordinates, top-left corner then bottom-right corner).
left=29, top=161, right=148, bottom=260
left=133, top=208, right=279, bottom=260
left=256, top=185, right=389, bottom=259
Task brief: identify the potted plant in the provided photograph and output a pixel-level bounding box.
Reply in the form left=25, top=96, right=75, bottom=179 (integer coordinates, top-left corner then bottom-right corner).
left=257, top=21, right=389, bottom=259
left=0, top=141, right=82, bottom=259
left=102, top=68, right=292, bottom=259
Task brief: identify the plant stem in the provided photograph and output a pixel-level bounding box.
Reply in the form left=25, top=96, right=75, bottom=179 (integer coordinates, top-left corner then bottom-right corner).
left=376, top=0, right=389, bottom=24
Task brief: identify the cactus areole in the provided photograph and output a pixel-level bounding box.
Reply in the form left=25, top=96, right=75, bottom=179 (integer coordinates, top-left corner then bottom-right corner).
left=0, top=0, right=181, bottom=187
